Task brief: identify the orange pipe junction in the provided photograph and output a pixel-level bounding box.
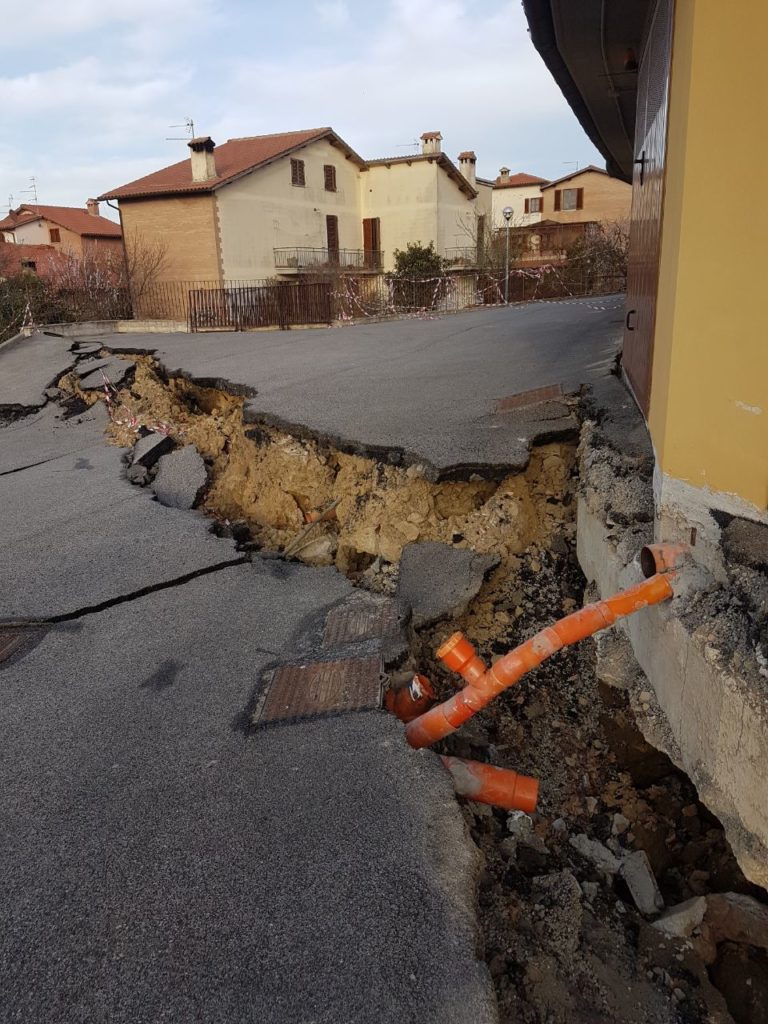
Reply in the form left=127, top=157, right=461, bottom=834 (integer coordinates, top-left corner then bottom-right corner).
left=405, top=544, right=686, bottom=750
left=440, top=756, right=538, bottom=813
left=384, top=673, right=436, bottom=723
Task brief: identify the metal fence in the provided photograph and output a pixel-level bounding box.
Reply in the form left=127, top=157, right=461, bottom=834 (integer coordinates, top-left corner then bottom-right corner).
left=127, top=269, right=625, bottom=331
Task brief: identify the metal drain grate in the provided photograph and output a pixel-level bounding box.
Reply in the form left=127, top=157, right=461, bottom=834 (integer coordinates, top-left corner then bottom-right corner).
left=496, top=383, right=563, bottom=412
left=253, top=656, right=383, bottom=726
left=323, top=600, right=402, bottom=648
left=0, top=628, right=44, bottom=666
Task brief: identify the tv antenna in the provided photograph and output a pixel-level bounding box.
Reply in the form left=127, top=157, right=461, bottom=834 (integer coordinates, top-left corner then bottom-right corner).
left=8, top=193, right=14, bottom=209
left=562, top=161, right=580, bottom=172
left=19, top=176, right=38, bottom=205
left=166, top=117, right=195, bottom=141
left=395, top=139, right=420, bottom=152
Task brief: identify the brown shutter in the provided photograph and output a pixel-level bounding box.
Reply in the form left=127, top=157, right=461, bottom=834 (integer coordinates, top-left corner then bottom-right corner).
left=291, top=158, right=305, bottom=187
left=363, top=218, right=373, bottom=252
left=326, top=215, right=339, bottom=260
left=554, top=190, right=561, bottom=211
left=324, top=165, right=336, bottom=191
left=576, top=187, right=584, bottom=210
left=524, top=198, right=530, bottom=213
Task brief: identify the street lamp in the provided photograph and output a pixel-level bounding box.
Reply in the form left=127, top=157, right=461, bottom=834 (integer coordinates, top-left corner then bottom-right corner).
left=502, top=206, right=513, bottom=304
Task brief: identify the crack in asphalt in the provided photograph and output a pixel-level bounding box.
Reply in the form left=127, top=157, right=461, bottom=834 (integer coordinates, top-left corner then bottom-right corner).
left=6, top=555, right=251, bottom=626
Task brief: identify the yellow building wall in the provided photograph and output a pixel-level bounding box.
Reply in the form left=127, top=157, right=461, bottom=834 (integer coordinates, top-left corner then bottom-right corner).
left=649, top=0, right=768, bottom=511
left=491, top=185, right=544, bottom=227
left=119, top=195, right=221, bottom=283
left=362, top=161, right=439, bottom=271
left=217, top=138, right=363, bottom=279
left=436, top=168, right=479, bottom=257
left=544, top=170, right=631, bottom=224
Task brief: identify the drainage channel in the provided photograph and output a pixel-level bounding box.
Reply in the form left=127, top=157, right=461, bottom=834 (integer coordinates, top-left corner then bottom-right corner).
left=58, top=350, right=768, bottom=1024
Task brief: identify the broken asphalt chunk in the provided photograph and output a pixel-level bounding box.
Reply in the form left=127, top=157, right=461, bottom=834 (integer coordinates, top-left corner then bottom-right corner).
left=151, top=445, right=208, bottom=510
left=77, top=356, right=134, bottom=390
left=397, top=540, right=499, bottom=628
left=131, top=431, right=176, bottom=470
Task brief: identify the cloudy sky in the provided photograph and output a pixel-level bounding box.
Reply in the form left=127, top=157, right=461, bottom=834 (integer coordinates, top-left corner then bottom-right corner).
left=1, top=0, right=602, bottom=220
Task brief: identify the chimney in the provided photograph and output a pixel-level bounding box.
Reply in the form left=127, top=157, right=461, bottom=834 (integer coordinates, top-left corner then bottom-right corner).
left=420, top=131, right=442, bottom=156
left=499, top=167, right=511, bottom=185
left=86, top=198, right=99, bottom=217
left=188, top=136, right=217, bottom=182
left=458, top=151, right=477, bottom=187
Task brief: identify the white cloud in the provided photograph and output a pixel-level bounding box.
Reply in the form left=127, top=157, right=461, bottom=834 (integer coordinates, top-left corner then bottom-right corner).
left=219, top=0, right=596, bottom=179
left=0, top=0, right=602, bottom=208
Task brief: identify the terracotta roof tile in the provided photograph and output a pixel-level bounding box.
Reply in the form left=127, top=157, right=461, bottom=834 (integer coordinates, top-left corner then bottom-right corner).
left=493, top=172, right=550, bottom=188
left=2, top=204, right=121, bottom=238
left=540, top=165, right=608, bottom=188
left=100, top=128, right=364, bottom=200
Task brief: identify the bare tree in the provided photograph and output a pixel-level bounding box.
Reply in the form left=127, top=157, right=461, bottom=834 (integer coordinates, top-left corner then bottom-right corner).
left=123, top=230, right=169, bottom=304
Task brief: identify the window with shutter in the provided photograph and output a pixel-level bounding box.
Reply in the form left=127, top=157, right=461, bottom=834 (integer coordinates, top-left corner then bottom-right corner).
left=554, top=190, right=561, bottom=211
left=49, top=228, right=61, bottom=243
left=576, top=187, right=584, bottom=210
left=529, top=197, right=542, bottom=213
left=290, top=158, right=305, bottom=187
left=524, top=198, right=530, bottom=214
left=324, top=165, right=337, bottom=192
left=562, top=188, right=579, bottom=211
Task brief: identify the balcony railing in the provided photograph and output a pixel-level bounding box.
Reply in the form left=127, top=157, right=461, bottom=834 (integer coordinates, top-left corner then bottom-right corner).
left=274, top=247, right=383, bottom=271
left=443, top=247, right=479, bottom=265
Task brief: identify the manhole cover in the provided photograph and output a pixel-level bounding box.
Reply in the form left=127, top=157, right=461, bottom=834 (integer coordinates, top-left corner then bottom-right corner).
left=0, top=628, right=44, bottom=666
left=253, top=656, right=383, bottom=727
left=496, top=383, right=563, bottom=412
left=323, top=600, right=402, bottom=647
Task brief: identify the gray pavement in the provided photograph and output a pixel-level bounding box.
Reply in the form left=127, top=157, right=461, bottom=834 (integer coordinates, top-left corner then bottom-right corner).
left=0, top=427, right=236, bottom=620
left=99, top=297, right=624, bottom=476
left=1, top=562, right=494, bottom=1023
left=0, top=301, right=624, bottom=1022
left=0, top=330, right=77, bottom=410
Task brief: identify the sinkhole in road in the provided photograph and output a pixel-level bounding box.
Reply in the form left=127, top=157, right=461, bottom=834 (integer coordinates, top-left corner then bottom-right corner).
left=58, top=351, right=767, bottom=1024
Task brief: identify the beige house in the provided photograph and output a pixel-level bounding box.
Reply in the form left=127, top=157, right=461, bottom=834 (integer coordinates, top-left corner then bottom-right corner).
left=540, top=166, right=631, bottom=224
left=491, top=170, right=550, bottom=227
left=100, top=128, right=492, bottom=284
left=0, top=202, right=122, bottom=260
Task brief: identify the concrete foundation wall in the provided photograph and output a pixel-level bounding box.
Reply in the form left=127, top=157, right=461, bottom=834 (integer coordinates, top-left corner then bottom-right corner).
left=576, top=401, right=768, bottom=888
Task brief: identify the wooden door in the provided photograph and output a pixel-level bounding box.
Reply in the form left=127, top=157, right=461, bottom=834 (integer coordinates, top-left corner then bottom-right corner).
left=362, top=217, right=380, bottom=268
left=623, top=0, right=674, bottom=414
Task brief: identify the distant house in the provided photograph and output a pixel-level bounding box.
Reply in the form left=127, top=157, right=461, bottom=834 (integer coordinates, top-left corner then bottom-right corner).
left=99, top=128, right=492, bottom=284
left=540, top=166, right=631, bottom=224
left=0, top=239, right=65, bottom=280
left=0, top=202, right=122, bottom=261
left=491, top=170, right=550, bottom=226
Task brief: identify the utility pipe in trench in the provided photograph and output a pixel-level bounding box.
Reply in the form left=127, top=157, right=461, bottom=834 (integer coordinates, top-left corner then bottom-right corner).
left=405, top=543, right=687, bottom=751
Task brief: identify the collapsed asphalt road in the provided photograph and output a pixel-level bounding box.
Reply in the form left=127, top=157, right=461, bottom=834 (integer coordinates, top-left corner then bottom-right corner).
left=0, top=300, right=623, bottom=1022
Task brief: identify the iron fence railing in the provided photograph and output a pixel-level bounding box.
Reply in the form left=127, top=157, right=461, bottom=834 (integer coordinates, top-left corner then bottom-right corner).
left=273, top=247, right=383, bottom=271
left=119, top=269, right=625, bottom=331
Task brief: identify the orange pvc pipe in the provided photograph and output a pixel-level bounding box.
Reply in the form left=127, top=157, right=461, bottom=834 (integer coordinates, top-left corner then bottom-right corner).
left=384, top=673, right=436, bottom=723
left=440, top=756, right=539, bottom=813
left=406, top=568, right=678, bottom=750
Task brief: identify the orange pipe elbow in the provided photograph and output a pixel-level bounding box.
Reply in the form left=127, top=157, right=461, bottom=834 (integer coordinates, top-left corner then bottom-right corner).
left=385, top=673, right=436, bottom=723
left=440, top=756, right=539, bottom=813
left=406, top=560, right=681, bottom=750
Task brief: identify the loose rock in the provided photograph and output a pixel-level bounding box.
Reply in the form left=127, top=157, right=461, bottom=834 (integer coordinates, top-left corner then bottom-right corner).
left=152, top=445, right=208, bottom=510
left=569, top=833, right=621, bottom=877
left=620, top=849, right=664, bottom=916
